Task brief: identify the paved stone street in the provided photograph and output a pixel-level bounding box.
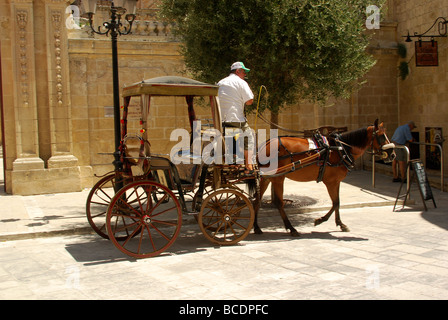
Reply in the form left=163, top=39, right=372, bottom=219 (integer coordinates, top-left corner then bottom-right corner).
left=1, top=165, right=448, bottom=303
left=1, top=201, right=448, bottom=300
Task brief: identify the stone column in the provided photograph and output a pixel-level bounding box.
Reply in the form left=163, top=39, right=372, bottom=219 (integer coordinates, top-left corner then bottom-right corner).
left=45, top=2, right=79, bottom=169
left=10, top=1, right=45, bottom=173
left=8, top=0, right=84, bottom=195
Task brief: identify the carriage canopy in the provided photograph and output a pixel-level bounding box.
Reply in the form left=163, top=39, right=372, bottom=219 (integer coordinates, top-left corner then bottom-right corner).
left=122, top=76, right=219, bottom=97
left=122, top=76, right=222, bottom=134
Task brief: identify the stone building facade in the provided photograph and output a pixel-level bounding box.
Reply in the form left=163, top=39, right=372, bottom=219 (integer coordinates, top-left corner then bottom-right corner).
left=0, top=0, right=447, bottom=195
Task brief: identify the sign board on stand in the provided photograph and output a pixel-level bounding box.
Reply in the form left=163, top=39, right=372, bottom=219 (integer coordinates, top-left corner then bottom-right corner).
left=394, top=159, right=436, bottom=211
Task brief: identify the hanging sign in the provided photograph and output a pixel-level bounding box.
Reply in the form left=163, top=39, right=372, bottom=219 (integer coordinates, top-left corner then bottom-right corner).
left=415, top=41, right=439, bottom=67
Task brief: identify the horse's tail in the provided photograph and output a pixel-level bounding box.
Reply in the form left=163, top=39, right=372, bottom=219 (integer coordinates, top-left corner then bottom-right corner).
left=246, top=178, right=258, bottom=199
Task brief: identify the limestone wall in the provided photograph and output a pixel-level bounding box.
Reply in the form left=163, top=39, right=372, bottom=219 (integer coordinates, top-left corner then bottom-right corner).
left=395, top=0, right=448, bottom=173
left=68, top=37, right=185, bottom=177
left=0, top=0, right=186, bottom=194
left=1, top=0, right=448, bottom=195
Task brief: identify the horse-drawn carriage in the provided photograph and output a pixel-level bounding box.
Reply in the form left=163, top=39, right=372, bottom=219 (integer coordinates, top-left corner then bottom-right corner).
left=86, top=76, right=396, bottom=259
left=86, top=76, right=258, bottom=258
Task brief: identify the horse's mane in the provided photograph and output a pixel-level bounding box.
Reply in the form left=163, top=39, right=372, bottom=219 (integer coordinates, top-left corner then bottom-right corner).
left=337, top=127, right=369, bottom=149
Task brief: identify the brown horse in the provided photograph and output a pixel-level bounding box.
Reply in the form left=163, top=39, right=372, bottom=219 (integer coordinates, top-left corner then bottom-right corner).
left=253, top=119, right=395, bottom=236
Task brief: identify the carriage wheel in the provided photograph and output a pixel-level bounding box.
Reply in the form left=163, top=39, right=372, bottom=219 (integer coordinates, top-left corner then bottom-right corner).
left=106, top=180, right=182, bottom=258
left=86, top=173, right=127, bottom=239
left=198, top=189, right=254, bottom=246
left=193, top=183, right=243, bottom=227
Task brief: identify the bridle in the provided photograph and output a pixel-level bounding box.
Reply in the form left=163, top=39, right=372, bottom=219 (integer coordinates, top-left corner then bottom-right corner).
left=368, top=126, right=396, bottom=162
left=332, top=124, right=396, bottom=163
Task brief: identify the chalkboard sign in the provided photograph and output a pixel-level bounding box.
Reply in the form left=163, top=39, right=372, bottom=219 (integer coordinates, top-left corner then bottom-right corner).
left=411, top=160, right=433, bottom=201
left=394, top=159, right=437, bottom=211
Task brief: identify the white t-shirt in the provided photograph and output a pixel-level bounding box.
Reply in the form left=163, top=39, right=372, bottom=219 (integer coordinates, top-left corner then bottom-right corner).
left=217, top=73, right=254, bottom=122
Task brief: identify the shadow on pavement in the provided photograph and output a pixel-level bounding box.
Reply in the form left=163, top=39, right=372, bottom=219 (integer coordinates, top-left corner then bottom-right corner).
left=421, top=210, right=448, bottom=231
left=301, top=231, right=368, bottom=242
left=65, top=211, right=369, bottom=263
left=65, top=236, right=137, bottom=265
left=65, top=230, right=213, bottom=265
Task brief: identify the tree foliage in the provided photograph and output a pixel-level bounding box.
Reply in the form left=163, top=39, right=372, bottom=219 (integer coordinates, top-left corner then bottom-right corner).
left=160, top=0, right=386, bottom=113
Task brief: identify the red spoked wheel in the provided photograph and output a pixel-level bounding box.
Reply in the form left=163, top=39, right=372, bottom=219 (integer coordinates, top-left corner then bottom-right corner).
left=106, top=180, right=182, bottom=258
left=198, top=189, right=254, bottom=246
left=86, top=173, right=126, bottom=239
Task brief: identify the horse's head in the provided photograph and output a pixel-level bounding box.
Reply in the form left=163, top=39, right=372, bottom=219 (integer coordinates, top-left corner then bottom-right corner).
left=370, top=119, right=396, bottom=163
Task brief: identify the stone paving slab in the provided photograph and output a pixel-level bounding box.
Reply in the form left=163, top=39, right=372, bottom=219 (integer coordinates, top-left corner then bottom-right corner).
left=0, top=201, right=447, bottom=300
left=0, top=168, right=447, bottom=301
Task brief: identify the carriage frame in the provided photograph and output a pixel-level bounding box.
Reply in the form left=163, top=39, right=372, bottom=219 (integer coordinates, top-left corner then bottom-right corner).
left=86, top=76, right=259, bottom=258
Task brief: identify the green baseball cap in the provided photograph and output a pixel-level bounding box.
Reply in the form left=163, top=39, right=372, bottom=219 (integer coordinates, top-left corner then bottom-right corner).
left=231, top=62, right=250, bottom=72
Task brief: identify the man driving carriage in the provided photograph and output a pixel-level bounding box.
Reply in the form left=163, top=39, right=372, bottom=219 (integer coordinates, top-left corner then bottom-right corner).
left=217, top=62, right=256, bottom=175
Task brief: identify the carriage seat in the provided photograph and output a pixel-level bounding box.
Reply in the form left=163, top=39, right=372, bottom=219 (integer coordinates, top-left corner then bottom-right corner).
left=173, top=150, right=202, bottom=185
left=150, top=153, right=201, bottom=189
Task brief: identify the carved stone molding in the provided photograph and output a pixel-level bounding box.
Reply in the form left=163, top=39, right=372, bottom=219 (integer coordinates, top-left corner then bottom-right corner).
left=51, top=10, right=64, bottom=107
left=46, top=4, right=76, bottom=160
left=11, top=3, right=41, bottom=162
left=16, top=9, right=30, bottom=108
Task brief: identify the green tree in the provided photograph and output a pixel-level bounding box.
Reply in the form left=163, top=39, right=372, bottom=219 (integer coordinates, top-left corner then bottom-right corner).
left=160, top=0, right=385, bottom=115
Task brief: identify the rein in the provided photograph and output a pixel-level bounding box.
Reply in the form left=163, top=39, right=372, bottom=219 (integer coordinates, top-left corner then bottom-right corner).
left=261, top=149, right=325, bottom=178
left=332, top=137, right=353, bottom=149
left=256, top=113, right=307, bottom=135
left=261, top=134, right=354, bottom=180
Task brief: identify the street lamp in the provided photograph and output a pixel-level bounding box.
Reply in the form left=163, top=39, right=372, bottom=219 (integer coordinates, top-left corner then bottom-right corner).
left=81, top=0, right=138, bottom=174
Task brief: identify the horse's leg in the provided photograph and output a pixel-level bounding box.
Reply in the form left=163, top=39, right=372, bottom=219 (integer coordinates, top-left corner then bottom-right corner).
left=271, top=177, right=300, bottom=237
left=314, top=180, right=349, bottom=232
left=314, top=206, right=336, bottom=227
left=253, top=177, right=270, bottom=234
left=329, top=181, right=350, bottom=232
left=314, top=179, right=337, bottom=226
left=334, top=204, right=350, bottom=232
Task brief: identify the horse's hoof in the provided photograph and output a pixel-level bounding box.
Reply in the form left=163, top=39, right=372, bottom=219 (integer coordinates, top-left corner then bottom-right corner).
left=290, top=230, right=300, bottom=237
left=314, top=218, right=322, bottom=226
left=340, top=225, right=350, bottom=232
left=254, top=228, right=263, bottom=235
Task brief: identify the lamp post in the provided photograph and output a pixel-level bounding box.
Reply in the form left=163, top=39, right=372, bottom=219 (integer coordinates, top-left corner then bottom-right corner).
left=81, top=0, right=138, bottom=173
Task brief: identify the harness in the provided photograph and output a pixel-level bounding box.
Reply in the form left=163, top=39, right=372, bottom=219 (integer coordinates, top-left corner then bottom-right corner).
left=262, top=132, right=355, bottom=182
left=331, top=132, right=355, bottom=171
